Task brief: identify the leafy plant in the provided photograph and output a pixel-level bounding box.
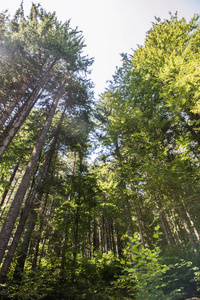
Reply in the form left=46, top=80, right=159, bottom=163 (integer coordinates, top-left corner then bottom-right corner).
left=114, top=227, right=171, bottom=299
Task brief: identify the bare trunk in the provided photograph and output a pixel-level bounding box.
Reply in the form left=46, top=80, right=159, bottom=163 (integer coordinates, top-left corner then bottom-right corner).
left=159, top=213, right=172, bottom=245
left=114, top=223, right=119, bottom=258
left=0, top=162, right=20, bottom=207
left=32, top=196, right=48, bottom=271
left=156, top=201, right=175, bottom=245
left=177, top=206, right=199, bottom=254
left=182, top=201, right=200, bottom=241
left=170, top=209, right=183, bottom=247
left=73, top=210, right=79, bottom=263
left=60, top=232, right=68, bottom=277
left=0, top=82, right=31, bottom=129
left=136, top=210, right=145, bottom=248
left=0, top=176, right=20, bottom=220
left=0, top=59, right=58, bottom=160
left=0, top=80, right=66, bottom=266
left=93, top=213, right=99, bottom=253
left=0, top=128, right=61, bottom=282
left=37, top=195, right=55, bottom=269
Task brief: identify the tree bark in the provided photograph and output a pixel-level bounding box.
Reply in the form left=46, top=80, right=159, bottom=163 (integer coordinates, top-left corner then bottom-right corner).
left=0, top=127, right=61, bottom=282
left=0, top=162, right=20, bottom=207
left=0, top=176, right=20, bottom=220
left=177, top=206, right=199, bottom=254
left=182, top=201, right=200, bottom=241
left=0, top=79, right=66, bottom=266
left=0, top=58, right=58, bottom=159
left=0, top=82, right=31, bottom=130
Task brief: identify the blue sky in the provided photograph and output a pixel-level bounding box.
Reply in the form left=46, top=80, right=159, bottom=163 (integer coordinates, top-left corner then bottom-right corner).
left=0, top=0, right=200, bottom=97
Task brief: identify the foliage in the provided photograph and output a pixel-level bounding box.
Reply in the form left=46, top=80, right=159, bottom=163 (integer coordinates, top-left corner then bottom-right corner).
left=1, top=7, right=200, bottom=300
left=113, top=228, right=169, bottom=299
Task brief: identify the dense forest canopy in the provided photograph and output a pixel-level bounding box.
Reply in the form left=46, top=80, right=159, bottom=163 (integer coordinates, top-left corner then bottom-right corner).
left=0, top=3, right=200, bottom=300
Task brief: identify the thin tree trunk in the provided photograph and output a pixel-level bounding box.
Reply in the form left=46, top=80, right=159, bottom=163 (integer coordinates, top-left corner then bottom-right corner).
left=93, top=212, right=99, bottom=253
left=0, top=133, right=58, bottom=281
left=114, top=223, right=119, bottom=258
left=156, top=201, right=175, bottom=245
left=110, top=219, right=116, bottom=255
left=0, top=80, right=66, bottom=266
left=73, top=209, right=79, bottom=263
left=135, top=210, right=145, bottom=248
left=182, top=201, right=200, bottom=241
left=0, top=59, right=58, bottom=159
left=99, top=221, right=102, bottom=252
left=60, top=231, right=68, bottom=278
left=0, top=82, right=31, bottom=130
left=0, top=176, right=20, bottom=220
left=0, top=162, right=20, bottom=207
left=32, top=195, right=48, bottom=271
left=115, top=140, right=134, bottom=237
left=0, top=58, right=57, bottom=131
left=170, top=209, right=183, bottom=247
left=177, top=206, right=199, bottom=254
left=1, top=105, right=67, bottom=282
left=159, top=213, right=172, bottom=245
left=37, top=195, right=55, bottom=269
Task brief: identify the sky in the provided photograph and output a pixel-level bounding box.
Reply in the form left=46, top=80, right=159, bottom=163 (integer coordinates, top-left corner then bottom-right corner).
left=0, top=0, right=200, bottom=97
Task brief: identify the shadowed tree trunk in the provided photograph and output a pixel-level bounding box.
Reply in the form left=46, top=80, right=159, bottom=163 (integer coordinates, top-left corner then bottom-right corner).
left=0, top=58, right=58, bottom=159
left=10, top=107, right=66, bottom=281
left=177, top=206, right=199, bottom=254
left=0, top=79, right=66, bottom=267
left=0, top=162, right=20, bottom=207
left=0, top=124, right=63, bottom=282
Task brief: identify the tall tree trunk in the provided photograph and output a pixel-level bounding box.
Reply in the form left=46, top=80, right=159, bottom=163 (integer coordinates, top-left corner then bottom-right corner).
left=114, top=223, right=120, bottom=258
left=110, top=219, right=116, bottom=255
left=93, top=212, right=99, bottom=253
left=0, top=132, right=60, bottom=282
left=37, top=195, right=55, bottom=269
left=32, top=195, right=49, bottom=271
left=182, top=201, right=200, bottom=241
left=1, top=105, right=67, bottom=282
left=155, top=201, right=175, bottom=245
left=170, top=209, right=183, bottom=247
left=0, top=59, right=58, bottom=159
left=177, top=206, right=199, bottom=254
left=135, top=210, right=145, bottom=248
left=0, top=58, right=57, bottom=131
left=0, top=82, right=32, bottom=130
left=115, top=140, right=134, bottom=236
left=0, top=176, right=20, bottom=219
left=60, top=232, right=68, bottom=278
left=0, top=79, right=66, bottom=266
left=0, top=162, right=20, bottom=207
left=72, top=209, right=79, bottom=263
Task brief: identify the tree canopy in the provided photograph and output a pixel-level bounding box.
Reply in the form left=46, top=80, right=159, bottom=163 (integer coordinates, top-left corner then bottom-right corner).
left=0, top=5, right=200, bottom=299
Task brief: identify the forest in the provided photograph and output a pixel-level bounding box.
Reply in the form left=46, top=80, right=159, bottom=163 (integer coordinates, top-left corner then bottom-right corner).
left=0, top=3, right=200, bottom=299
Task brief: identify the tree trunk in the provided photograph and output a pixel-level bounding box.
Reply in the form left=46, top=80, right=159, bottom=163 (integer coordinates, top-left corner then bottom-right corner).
left=0, top=176, right=20, bottom=220
left=0, top=162, right=20, bottom=207
left=135, top=210, right=145, bottom=248
left=2, top=105, right=67, bottom=282
left=0, top=82, right=31, bottom=130
left=0, top=80, right=66, bottom=266
left=32, top=195, right=48, bottom=271
left=0, top=129, right=60, bottom=282
left=182, top=201, right=200, bottom=241
left=155, top=201, right=175, bottom=245
left=177, top=206, right=199, bottom=254
left=0, top=58, right=58, bottom=159
left=60, top=232, right=68, bottom=278
left=0, top=58, right=57, bottom=131
left=73, top=209, right=79, bottom=263
left=37, top=195, right=55, bottom=269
